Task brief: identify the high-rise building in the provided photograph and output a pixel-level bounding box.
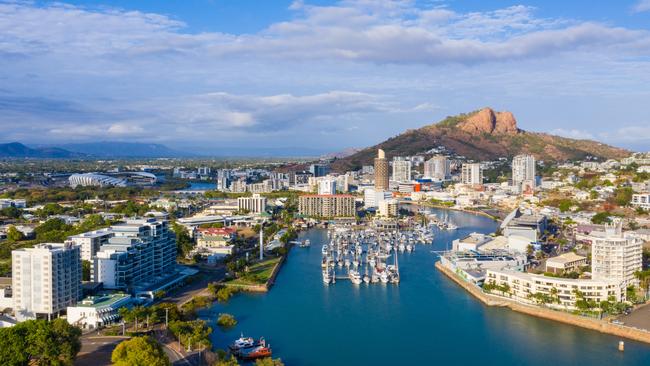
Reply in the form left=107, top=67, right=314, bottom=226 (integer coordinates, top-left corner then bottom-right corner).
left=424, top=155, right=450, bottom=180
left=12, top=243, right=82, bottom=320
left=318, top=179, right=337, bottom=195
left=299, top=194, right=356, bottom=217
left=374, top=149, right=389, bottom=190
left=512, top=154, right=536, bottom=188
left=590, top=221, right=642, bottom=289
left=93, top=218, right=176, bottom=290
left=392, top=157, right=411, bottom=183
left=461, top=163, right=483, bottom=185
left=309, top=163, right=330, bottom=177
left=67, top=229, right=114, bottom=261
left=238, top=194, right=268, bottom=213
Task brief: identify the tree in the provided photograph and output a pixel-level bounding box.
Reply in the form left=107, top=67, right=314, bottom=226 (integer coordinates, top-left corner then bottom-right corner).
left=255, top=358, right=285, bottom=366
left=216, top=313, right=237, bottom=328
left=171, top=222, right=193, bottom=258
left=111, top=336, right=171, bottom=366
left=81, top=260, right=91, bottom=281
left=22, top=318, right=81, bottom=366
left=6, top=225, right=24, bottom=242
left=0, top=325, right=29, bottom=366
left=591, top=212, right=611, bottom=225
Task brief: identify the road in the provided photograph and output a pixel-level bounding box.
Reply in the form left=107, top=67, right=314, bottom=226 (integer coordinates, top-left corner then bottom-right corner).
left=617, top=302, right=650, bottom=331
left=76, top=335, right=129, bottom=366
left=160, top=265, right=226, bottom=305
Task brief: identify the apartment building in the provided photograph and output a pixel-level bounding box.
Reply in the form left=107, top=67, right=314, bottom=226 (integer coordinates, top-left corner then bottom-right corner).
left=423, top=155, right=450, bottom=180
left=93, top=218, right=176, bottom=290
left=67, top=228, right=114, bottom=261
left=461, top=163, right=483, bottom=185
left=589, top=222, right=642, bottom=288
left=12, top=243, right=82, bottom=321
left=299, top=194, right=356, bottom=218
left=392, top=157, right=412, bottom=183
left=237, top=194, right=268, bottom=213
left=512, top=154, right=536, bottom=188
left=485, top=269, right=624, bottom=310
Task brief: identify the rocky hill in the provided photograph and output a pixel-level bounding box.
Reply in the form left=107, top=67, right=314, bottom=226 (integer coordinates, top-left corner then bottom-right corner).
left=331, top=107, right=629, bottom=171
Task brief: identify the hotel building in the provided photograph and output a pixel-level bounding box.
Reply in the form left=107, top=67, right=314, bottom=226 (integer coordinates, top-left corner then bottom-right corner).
left=12, top=243, right=82, bottom=321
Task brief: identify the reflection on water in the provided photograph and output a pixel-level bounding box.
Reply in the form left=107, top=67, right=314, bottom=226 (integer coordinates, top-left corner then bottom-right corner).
left=200, top=208, right=650, bottom=365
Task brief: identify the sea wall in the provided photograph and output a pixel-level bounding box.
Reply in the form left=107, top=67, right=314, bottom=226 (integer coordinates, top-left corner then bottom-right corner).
left=435, top=261, right=650, bottom=345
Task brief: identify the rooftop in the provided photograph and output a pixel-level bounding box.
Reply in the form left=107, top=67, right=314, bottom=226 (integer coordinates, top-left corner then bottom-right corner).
left=76, top=293, right=131, bottom=308
left=546, top=252, right=587, bottom=265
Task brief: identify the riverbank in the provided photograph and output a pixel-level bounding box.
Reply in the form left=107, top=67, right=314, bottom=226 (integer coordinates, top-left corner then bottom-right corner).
left=221, top=255, right=286, bottom=292
left=411, top=202, right=502, bottom=222
left=435, top=261, right=650, bottom=345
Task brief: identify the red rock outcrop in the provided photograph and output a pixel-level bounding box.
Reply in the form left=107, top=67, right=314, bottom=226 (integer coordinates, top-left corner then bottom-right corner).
left=459, top=107, right=519, bottom=135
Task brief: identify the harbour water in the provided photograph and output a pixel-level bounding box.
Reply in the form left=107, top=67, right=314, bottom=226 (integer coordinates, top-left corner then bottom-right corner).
left=200, top=209, right=650, bottom=365
left=182, top=181, right=216, bottom=191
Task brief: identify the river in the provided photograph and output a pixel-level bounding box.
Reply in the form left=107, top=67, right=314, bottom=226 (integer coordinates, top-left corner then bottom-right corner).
left=199, top=208, right=650, bottom=365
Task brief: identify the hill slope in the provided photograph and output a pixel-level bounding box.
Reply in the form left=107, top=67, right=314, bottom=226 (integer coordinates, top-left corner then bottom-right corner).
left=331, top=108, right=629, bottom=171
left=0, top=142, right=80, bottom=158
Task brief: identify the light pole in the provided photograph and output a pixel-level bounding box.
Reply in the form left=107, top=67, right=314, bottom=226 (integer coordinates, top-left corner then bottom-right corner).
left=165, top=308, right=169, bottom=329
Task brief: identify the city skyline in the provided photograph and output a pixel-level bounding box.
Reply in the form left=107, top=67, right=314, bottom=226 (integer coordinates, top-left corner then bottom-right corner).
left=1, top=0, right=650, bottom=154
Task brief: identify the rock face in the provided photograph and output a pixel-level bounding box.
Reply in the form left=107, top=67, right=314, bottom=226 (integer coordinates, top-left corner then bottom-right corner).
left=459, top=108, right=518, bottom=135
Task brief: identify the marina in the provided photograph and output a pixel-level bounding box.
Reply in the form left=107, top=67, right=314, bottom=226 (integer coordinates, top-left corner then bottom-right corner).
left=320, top=225, right=434, bottom=285
left=201, top=209, right=650, bottom=366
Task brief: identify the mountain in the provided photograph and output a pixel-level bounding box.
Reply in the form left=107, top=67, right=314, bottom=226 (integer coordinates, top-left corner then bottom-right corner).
left=331, top=107, right=630, bottom=171
left=57, top=141, right=195, bottom=158
left=0, top=142, right=81, bottom=158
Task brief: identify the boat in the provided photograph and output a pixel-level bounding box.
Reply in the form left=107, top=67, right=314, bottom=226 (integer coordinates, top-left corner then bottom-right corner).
left=229, top=333, right=257, bottom=351
left=322, top=270, right=331, bottom=285
left=349, top=269, right=362, bottom=285
left=239, top=338, right=272, bottom=360
left=322, top=245, right=328, bottom=255
left=380, top=271, right=389, bottom=283
left=300, top=239, right=311, bottom=247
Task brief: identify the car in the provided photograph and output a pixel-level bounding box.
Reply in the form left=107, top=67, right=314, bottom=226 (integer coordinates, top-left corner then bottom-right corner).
left=612, top=320, right=624, bottom=325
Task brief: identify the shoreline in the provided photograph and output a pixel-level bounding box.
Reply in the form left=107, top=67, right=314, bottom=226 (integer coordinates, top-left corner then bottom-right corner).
left=409, top=202, right=502, bottom=222
left=435, top=261, right=650, bottom=345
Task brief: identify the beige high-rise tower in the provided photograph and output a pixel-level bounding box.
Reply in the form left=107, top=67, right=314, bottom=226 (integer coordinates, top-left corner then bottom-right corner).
left=374, top=149, right=389, bottom=190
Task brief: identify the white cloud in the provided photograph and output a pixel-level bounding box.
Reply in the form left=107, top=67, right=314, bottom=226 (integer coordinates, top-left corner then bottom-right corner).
left=0, top=2, right=647, bottom=66
left=633, top=0, right=650, bottom=13
left=550, top=129, right=595, bottom=140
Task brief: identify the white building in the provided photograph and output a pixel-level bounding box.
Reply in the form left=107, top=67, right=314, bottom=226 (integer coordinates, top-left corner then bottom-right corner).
left=485, top=269, right=624, bottom=310
left=237, top=194, right=268, bottom=214
left=364, top=188, right=393, bottom=209
left=378, top=199, right=399, bottom=217
left=67, top=229, right=114, bottom=261
left=631, top=193, right=650, bottom=210
left=589, top=221, right=642, bottom=288
left=461, top=163, right=483, bottom=185
left=392, top=157, right=412, bottom=183
left=512, top=154, right=536, bottom=189
left=93, top=218, right=176, bottom=291
left=67, top=293, right=132, bottom=329
left=318, top=179, right=337, bottom=195
left=12, top=243, right=82, bottom=321
left=423, top=156, right=450, bottom=180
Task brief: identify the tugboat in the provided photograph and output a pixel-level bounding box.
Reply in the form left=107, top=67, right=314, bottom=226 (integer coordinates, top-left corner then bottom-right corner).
left=229, top=333, right=257, bottom=352
left=239, top=338, right=272, bottom=360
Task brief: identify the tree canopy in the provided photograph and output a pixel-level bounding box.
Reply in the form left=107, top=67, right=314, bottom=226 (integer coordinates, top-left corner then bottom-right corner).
left=0, top=318, right=81, bottom=366
left=111, top=336, right=170, bottom=366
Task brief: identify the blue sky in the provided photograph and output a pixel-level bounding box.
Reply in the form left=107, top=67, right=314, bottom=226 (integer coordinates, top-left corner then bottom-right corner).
left=1, top=0, right=650, bottom=154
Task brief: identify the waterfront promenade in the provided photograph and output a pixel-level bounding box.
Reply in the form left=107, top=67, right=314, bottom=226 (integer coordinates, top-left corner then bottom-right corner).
left=435, top=261, right=650, bottom=345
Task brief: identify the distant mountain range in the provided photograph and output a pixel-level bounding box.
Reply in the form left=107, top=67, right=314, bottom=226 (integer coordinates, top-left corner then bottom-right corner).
left=331, top=107, right=630, bottom=171
left=0, top=142, right=83, bottom=158
left=0, top=141, right=193, bottom=158
left=55, top=141, right=194, bottom=158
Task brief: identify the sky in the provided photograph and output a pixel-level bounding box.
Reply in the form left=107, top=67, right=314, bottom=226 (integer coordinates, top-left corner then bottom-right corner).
left=1, top=0, right=650, bottom=155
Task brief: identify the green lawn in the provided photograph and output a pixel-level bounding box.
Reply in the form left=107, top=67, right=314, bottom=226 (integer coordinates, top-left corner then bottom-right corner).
left=226, top=257, right=282, bottom=286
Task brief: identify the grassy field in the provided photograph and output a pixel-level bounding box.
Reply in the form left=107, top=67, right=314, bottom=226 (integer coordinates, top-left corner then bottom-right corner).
left=225, top=257, right=282, bottom=286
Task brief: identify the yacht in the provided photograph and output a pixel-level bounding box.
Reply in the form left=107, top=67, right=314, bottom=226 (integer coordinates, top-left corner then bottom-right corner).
left=349, top=269, right=362, bottom=285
